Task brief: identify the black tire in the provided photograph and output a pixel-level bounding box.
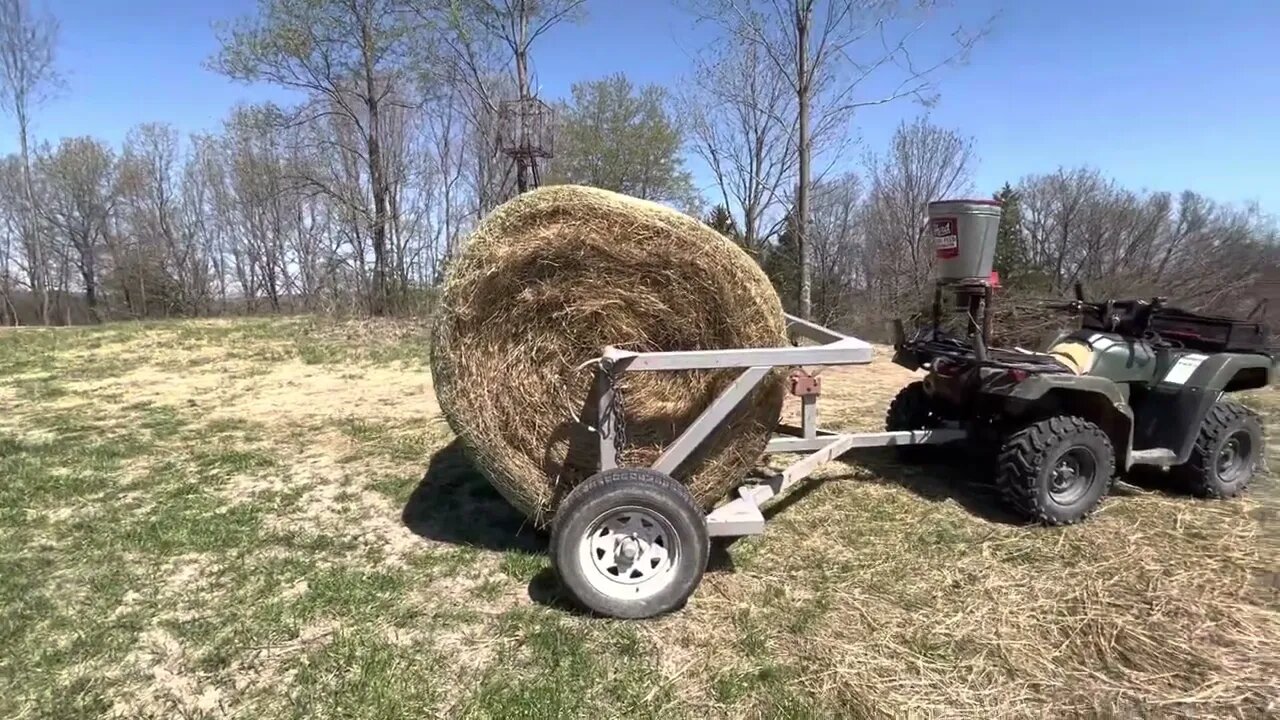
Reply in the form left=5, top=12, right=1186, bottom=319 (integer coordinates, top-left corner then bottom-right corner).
left=886, top=381, right=941, bottom=429
left=885, top=381, right=952, bottom=459
left=550, top=468, right=708, bottom=619
left=1177, top=400, right=1264, bottom=499
left=996, top=416, right=1115, bottom=525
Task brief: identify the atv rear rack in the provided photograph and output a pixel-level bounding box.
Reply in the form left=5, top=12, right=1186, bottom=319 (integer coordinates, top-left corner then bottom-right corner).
left=592, top=314, right=965, bottom=537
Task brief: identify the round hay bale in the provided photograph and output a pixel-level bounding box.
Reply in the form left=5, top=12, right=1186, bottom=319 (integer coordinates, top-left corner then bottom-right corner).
left=431, top=185, right=787, bottom=526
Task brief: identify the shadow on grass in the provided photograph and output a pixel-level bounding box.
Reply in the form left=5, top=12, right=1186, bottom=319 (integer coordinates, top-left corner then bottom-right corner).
left=527, top=568, right=578, bottom=612
left=843, top=448, right=1024, bottom=525
left=401, top=438, right=546, bottom=554
left=1117, top=466, right=1195, bottom=498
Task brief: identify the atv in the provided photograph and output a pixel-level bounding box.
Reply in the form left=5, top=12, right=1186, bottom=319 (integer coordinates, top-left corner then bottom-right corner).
left=888, top=290, right=1274, bottom=525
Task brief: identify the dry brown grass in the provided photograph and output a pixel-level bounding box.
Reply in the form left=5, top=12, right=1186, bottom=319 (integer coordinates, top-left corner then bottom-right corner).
left=1, top=317, right=1276, bottom=719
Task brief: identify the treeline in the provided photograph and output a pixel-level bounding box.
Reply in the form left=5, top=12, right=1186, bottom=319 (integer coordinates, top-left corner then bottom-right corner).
left=705, top=119, right=1278, bottom=342
left=0, top=0, right=1275, bottom=335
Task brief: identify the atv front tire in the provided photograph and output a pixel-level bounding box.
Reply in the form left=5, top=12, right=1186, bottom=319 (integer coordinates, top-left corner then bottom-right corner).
left=886, top=381, right=944, bottom=429
left=1177, top=400, right=1263, bottom=499
left=997, top=416, right=1115, bottom=525
left=885, top=381, right=954, bottom=460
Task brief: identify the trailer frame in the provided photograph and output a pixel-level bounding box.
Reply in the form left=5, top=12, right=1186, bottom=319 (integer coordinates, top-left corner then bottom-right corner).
left=589, top=313, right=965, bottom=537
left=549, top=313, right=968, bottom=618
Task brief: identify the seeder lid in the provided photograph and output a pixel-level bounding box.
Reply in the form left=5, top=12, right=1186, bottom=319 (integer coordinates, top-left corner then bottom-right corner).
left=928, top=198, right=1003, bottom=208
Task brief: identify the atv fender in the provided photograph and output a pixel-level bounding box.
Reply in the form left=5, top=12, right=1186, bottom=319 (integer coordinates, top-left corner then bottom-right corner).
left=981, top=373, right=1136, bottom=470
left=1180, top=353, right=1274, bottom=393
left=1141, top=352, right=1274, bottom=463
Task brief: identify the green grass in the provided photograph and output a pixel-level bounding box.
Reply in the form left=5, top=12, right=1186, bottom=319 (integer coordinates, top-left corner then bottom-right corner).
left=11, top=374, right=68, bottom=401
left=286, top=631, right=442, bottom=719
left=457, top=608, right=673, bottom=719
left=191, top=446, right=279, bottom=475
left=337, top=417, right=436, bottom=463
left=498, top=551, right=547, bottom=582
left=368, top=472, right=422, bottom=502
left=0, top=317, right=1276, bottom=719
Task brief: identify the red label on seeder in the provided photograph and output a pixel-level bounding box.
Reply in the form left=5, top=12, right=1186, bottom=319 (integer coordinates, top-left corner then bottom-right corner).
left=933, top=218, right=959, bottom=259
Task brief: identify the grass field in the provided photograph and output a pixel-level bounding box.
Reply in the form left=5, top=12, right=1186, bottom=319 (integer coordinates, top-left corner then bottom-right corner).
left=1, top=316, right=1277, bottom=719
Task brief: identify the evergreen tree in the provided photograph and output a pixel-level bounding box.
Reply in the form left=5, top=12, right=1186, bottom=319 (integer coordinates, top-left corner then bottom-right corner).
left=763, top=213, right=800, bottom=314
left=992, top=183, right=1029, bottom=283
left=703, top=204, right=739, bottom=239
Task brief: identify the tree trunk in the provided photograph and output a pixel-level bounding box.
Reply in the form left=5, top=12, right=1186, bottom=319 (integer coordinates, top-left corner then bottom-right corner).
left=513, top=4, right=531, bottom=194
left=795, top=1, right=812, bottom=319
left=362, top=14, right=389, bottom=316
left=16, top=106, right=48, bottom=324
left=0, top=289, right=14, bottom=326
left=80, top=244, right=99, bottom=320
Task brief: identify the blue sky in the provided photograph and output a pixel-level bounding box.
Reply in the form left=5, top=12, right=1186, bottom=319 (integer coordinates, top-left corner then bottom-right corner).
left=6, top=0, right=1280, bottom=213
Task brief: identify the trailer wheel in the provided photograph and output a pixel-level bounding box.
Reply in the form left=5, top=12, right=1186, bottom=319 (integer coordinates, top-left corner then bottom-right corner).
left=996, top=416, right=1114, bottom=525
left=1177, top=400, right=1263, bottom=499
left=551, top=468, right=708, bottom=619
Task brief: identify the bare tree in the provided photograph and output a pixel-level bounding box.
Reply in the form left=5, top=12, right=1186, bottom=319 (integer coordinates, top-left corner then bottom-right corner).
left=441, top=0, right=582, bottom=191
left=684, top=31, right=796, bottom=256
left=214, top=0, right=422, bottom=315
left=807, top=171, right=862, bottom=325
left=185, top=133, right=237, bottom=313
left=0, top=154, right=25, bottom=323
left=177, top=136, right=223, bottom=314
left=691, top=0, right=983, bottom=318
left=36, top=137, right=115, bottom=319
left=861, top=118, right=972, bottom=307
left=421, top=0, right=584, bottom=205
left=222, top=110, right=289, bottom=311
left=0, top=0, right=58, bottom=323
left=1017, top=169, right=1273, bottom=313
left=425, top=78, right=470, bottom=277
left=118, top=123, right=201, bottom=316
left=1019, top=167, right=1113, bottom=293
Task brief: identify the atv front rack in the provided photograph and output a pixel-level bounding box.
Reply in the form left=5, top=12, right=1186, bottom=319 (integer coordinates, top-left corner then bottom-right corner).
left=893, top=329, right=1074, bottom=375
left=592, top=314, right=965, bottom=537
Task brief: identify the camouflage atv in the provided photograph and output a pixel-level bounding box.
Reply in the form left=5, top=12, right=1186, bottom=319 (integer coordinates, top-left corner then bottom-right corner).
left=889, top=293, right=1274, bottom=525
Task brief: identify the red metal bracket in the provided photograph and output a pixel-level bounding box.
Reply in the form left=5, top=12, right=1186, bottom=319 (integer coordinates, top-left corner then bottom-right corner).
left=788, top=370, right=821, bottom=397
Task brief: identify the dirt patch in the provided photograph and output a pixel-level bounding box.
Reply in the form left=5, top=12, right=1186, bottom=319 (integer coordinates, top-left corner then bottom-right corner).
left=109, top=620, right=341, bottom=719
left=216, top=435, right=436, bottom=567
left=207, top=362, right=436, bottom=425
left=160, top=553, right=221, bottom=597
left=57, top=359, right=436, bottom=428
left=109, top=628, right=225, bottom=718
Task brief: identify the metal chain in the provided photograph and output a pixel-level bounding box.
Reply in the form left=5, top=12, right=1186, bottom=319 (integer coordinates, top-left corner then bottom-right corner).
left=600, top=358, right=629, bottom=451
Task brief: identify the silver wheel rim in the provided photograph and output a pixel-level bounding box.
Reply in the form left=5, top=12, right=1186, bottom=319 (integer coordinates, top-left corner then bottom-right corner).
left=577, top=506, right=680, bottom=601
left=1217, top=430, right=1253, bottom=483
left=1049, top=447, right=1098, bottom=505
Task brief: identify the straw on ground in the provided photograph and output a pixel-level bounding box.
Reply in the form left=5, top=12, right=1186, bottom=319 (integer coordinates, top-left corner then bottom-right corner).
left=0, top=316, right=1276, bottom=719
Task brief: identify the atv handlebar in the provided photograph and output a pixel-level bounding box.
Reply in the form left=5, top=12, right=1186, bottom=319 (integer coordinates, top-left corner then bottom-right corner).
left=1046, top=295, right=1168, bottom=336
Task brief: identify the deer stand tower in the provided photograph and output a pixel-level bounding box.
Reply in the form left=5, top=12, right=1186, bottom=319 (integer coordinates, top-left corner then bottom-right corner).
left=498, top=97, right=555, bottom=195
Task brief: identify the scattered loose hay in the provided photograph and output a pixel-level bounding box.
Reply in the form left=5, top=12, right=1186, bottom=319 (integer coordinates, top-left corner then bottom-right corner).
left=432, top=185, right=787, bottom=524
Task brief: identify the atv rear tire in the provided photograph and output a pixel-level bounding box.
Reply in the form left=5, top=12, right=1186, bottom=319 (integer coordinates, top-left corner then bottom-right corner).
left=1177, top=400, right=1263, bottom=499
left=885, top=381, right=953, bottom=460
left=996, top=416, right=1114, bottom=525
